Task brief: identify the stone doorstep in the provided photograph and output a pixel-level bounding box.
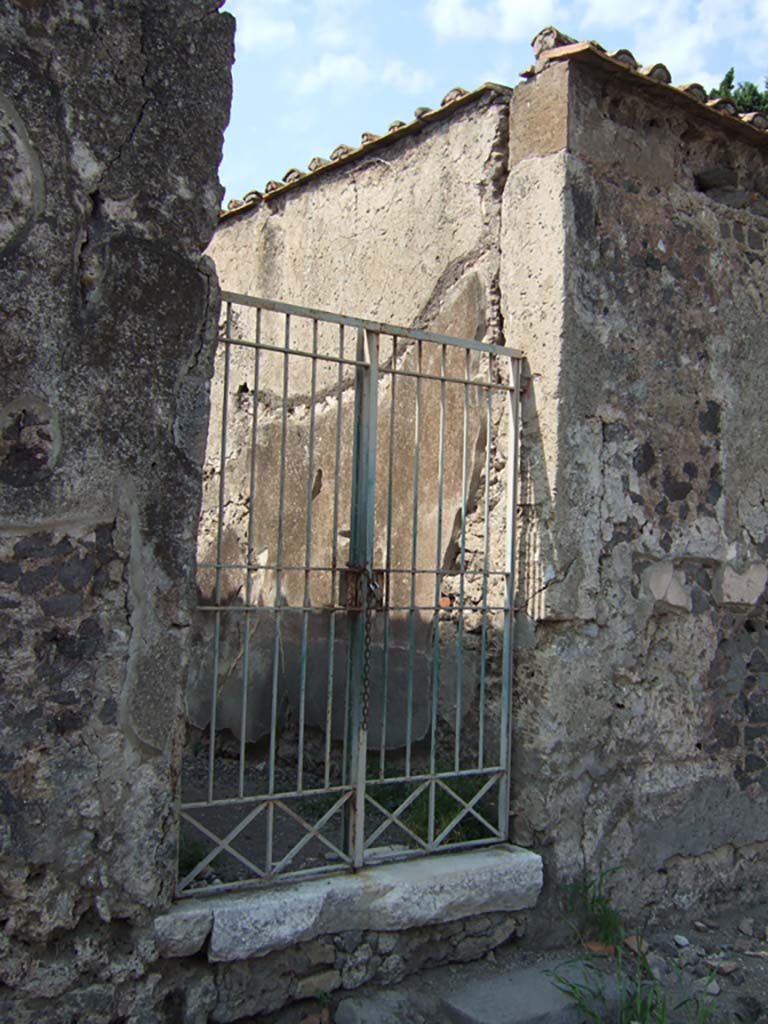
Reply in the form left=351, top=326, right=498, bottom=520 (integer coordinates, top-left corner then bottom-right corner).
left=438, top=964, right=620, bottom=1024
left=154, top=845, right=543, bottom=963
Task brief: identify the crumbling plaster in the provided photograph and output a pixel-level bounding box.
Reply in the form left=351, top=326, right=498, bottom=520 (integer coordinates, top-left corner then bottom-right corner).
left=209, top=89, right=510, bottom=337
left=503, top=58, right=768, bottom=919
left=0, top=3, right=234, bottom=1021
left=208, top=50, right=768, bottom=927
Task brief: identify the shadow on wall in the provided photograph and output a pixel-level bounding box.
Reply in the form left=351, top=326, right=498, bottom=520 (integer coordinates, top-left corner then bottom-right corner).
left=186, top=599, right=508, bottom=755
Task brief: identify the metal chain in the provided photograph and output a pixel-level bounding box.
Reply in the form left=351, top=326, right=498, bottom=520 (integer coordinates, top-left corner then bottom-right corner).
left=361, top=569, right=377, bottom=732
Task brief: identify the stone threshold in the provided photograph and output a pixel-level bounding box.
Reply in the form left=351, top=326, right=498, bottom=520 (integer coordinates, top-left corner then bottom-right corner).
left=155, top=845, right=543, bottom=963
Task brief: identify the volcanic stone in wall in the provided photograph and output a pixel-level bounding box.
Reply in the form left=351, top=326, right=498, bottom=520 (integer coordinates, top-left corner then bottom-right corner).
left=0, top=3, right=233, bottom=1022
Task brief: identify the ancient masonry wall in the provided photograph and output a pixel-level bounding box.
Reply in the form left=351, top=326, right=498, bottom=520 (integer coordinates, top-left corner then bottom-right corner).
left=208, top=90, right=510, bottom=333
left=0, top=4, right=233, bottom=1022
left=158, top=912, right=524, bottom=1024
left=208, top=52, right=768, bottom=932
left=503, top=57, right=768, bottom=923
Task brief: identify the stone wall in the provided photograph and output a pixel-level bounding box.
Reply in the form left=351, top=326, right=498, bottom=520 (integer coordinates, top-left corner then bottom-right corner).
left=205, top=49, right=768, bottom=934
left=0, top=4, right=233, bottom=1021
left=503, top=56, right=768, bottom=925
left=161, top=912, right=524, bottom=1024
left=208, top=90, right=510, bottom=332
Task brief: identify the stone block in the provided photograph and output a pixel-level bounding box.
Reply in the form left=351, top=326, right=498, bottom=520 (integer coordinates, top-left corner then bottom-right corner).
left=714, top=562, right=768, bottom=608
left=642, top=561, right=691, bottom=613
left=198, top=846, right=542, bottom=962
left=154, top=906, right=213, bottom=958
left=335, top=991, right=422, bottom=1024
left=439, top=964, right=618, bottom=1024
left=306, top=939, right=336, bottom=966
left=294, top=969, right=341, bottom=1000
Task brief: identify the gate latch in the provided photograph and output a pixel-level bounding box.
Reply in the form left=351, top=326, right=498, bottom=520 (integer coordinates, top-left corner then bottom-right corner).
left=340, top=566, right=385, bottom=610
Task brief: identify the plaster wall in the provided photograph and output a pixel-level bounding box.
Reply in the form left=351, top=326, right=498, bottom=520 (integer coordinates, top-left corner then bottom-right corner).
left=196, top=96, right=515, bottom=761
left=200, top=48, right=768, bottom=950
left=0, top=4, right=233, bottom=1021
left=503, top=59, right=768, bottom=919
left=207, top=92, right=510, bottom=329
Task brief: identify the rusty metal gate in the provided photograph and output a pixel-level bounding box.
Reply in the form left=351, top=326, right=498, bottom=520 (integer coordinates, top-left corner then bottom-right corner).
left=177, top=292, right=523, bottom=895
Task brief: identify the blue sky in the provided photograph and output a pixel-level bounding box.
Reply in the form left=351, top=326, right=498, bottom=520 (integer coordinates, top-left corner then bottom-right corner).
left=219, top=0, right=768, bottom=202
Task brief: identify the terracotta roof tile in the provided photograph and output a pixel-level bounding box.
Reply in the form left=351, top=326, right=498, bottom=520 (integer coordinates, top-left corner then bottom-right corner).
left=219, top=27, right=768, bottom=219
left=639, top=63, right=671, bottom=84
left=679, top=83, right=708, bottom=103
left=442, top=86, right=468, bottom=106
left=707, top=97, right=738, bottom=116
left=531, top=26, right=576, bottom=60
left=740, top=112, right=768, bottom=130
left=607, top=48, right=639, bottom=70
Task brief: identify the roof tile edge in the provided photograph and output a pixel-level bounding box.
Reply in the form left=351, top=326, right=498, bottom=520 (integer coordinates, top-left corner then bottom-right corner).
left=220, top=27, right=768, bottom=220
left=537, top=40, right=768, bottom=145
left=219, top=84, right=512, bottom=221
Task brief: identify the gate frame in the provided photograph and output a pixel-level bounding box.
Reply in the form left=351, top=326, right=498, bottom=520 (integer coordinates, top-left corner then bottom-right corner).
left=178, top=292, right=524, bottom=896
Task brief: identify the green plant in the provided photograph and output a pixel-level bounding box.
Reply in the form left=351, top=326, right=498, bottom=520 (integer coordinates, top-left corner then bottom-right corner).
left=553, top=869, right=715, bottom=1024
left=564, top=866, right=624, bottom=947
left=709, top=67, right=768, bottom=116
left=550, top=953, right=715, bottom=1024
left=178, top=836, right=220, bottom=878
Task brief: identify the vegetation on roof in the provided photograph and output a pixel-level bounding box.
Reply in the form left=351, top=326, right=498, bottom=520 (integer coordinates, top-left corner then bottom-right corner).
left=710, top=68, right=768, bottom=117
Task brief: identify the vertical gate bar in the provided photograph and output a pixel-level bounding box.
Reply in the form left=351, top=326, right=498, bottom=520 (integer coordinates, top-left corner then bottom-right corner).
left=266, top=312, right=292, bottom=872
left=454, top=348, right=470, bottom=773
left=428, top=345, right=447, bottom=843
left=346, top=328, right=378, bottom=868
left=297, top=319, right=320, bottom=794
left=405, top=340, right=423, bottom=778
left=208, top=302, right=232, bottom=803
left=498, top=358, right=521, bottom=838
left=326, top=325, right=344, bottom=790
left=379, top=335, right=398, bottom=777
left=477, top=354, right=493, bottom=770
left=360, top=330, right=379, bottom=862
left=430, top=348, right=448, bottom=843
left=239, top=307, right=263, bottom=797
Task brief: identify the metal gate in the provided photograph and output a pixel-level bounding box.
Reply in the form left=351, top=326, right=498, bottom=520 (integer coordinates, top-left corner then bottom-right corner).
left=178, top=292, right=523, bottom=895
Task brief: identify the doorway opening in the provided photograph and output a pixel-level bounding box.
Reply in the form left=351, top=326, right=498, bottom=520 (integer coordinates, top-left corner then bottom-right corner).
left=178, top=292, right=522, bottom=895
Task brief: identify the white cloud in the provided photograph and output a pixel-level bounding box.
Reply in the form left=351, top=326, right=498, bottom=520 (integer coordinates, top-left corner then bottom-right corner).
left=426, top=0, right=768, bottom=90
left=577, top=0, right=766, bottom=88
left=426, top=0, right=564, bottom=41
left=381, top=60, right=434, bottom=95
left=498, top=0, right=563, bottom=40
left=227, top=0, right=297, bottom=52
left=311, top=0, right=368, bottom=49
left=314, top=23, right=352, bottom=46
left=426, top=0, right=494, bottom=38
left=294, top=52, right=371, bottom=94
